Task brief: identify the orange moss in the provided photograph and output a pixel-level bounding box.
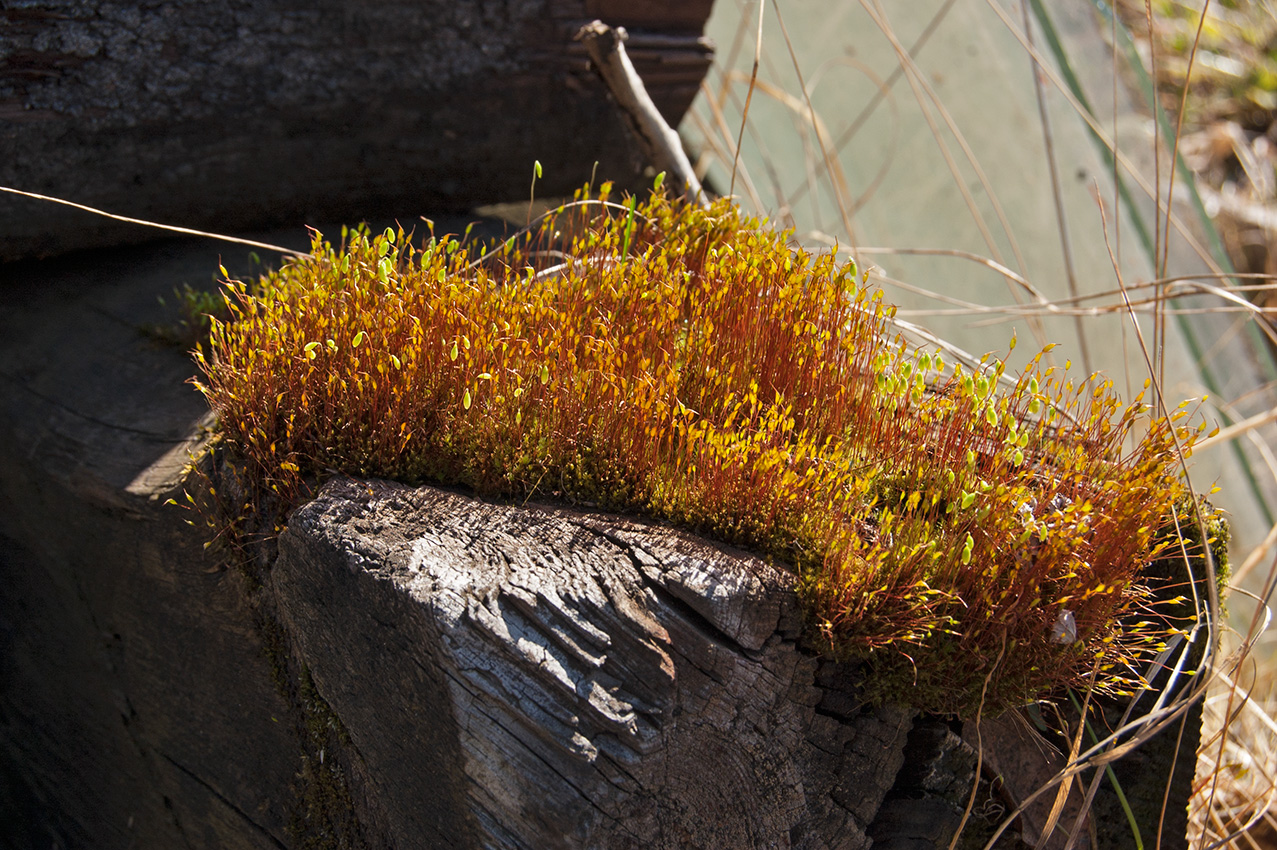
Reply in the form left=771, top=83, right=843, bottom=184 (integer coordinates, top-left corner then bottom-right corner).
left=196, top=187, right=1210, bottom=715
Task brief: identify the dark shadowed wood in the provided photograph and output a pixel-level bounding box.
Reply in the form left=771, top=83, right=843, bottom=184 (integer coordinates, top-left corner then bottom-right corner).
left=963, top=714, right=1090, bottom=850
left=0, top=236, right=308, bottom=848
left=0, top=1, right=713, bottom=260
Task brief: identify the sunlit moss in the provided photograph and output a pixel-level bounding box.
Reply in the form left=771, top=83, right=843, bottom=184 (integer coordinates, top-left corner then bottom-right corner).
left=196, top=187, right=1215, bottom=716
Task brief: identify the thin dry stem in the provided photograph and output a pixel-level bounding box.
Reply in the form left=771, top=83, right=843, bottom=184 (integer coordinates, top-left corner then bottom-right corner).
left=0, top=185, right=304, bottom=257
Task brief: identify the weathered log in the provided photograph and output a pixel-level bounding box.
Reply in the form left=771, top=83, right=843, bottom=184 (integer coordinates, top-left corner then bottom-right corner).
left=0, top=233, right=1204, bottom=848
left=271, top=475, right=922, bottom=848
left=0, top=1, right=714, bottom=260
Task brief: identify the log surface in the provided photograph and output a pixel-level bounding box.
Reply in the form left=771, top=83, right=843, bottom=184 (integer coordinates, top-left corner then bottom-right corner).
left=274, top=476, right=915, bottom=849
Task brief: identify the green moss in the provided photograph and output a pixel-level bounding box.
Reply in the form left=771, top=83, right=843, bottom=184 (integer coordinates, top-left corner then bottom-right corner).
left=1145, top=494, right=1231, bottom=632
left=195, top=188, right=1217, bottom=717
left=298, top=665, right=351, bottom=749
left=253, top=589, right=365, bottom=847
left=144, top=282, right=231, bottom=349
left=290, top=665, right=363, bottom=850
left=265, top=623, right=365, bottom=848
left=1204, top=503, right=1231, bottom=600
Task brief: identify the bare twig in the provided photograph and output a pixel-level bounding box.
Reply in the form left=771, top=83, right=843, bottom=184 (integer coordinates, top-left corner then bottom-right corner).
left=575, top=21, right=706, bottom=206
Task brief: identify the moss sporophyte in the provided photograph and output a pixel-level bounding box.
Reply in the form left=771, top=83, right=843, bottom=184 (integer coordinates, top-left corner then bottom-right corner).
left=193, top=186, right=1223, bottom=716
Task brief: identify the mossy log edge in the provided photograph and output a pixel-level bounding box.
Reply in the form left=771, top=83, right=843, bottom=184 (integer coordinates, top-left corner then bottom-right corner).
left=0, top=225, right=1210, bottom=850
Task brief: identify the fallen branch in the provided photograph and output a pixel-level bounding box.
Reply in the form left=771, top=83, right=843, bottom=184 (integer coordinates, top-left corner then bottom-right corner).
left=575, top=20, right=707, bottom=206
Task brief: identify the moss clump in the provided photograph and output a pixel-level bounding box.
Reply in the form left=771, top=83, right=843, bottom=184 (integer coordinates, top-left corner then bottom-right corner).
left=196, top=187, right=1211, bottom=716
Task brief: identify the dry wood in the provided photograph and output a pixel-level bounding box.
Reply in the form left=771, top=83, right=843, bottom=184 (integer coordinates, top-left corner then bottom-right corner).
left=274, top=477, right=913, bottom=848
left=575, top=20, right=707, bottom=205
